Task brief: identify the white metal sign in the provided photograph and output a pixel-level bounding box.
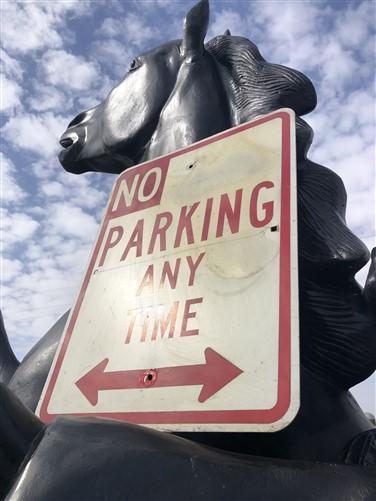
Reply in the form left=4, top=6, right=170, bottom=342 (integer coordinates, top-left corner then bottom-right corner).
left=37, top=109, right=299, bottom=432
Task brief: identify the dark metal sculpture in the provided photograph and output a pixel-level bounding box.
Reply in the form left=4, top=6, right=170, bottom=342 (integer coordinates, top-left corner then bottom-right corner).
left=1, top=1, right=375, bottom=498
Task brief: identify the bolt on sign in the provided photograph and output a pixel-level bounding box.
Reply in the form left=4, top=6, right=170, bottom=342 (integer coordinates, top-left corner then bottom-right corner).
left=37, top=109, right=299, bottom=432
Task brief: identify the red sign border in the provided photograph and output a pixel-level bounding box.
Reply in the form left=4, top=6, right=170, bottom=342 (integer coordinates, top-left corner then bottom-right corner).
left=39, top=110, right=294, bottom=426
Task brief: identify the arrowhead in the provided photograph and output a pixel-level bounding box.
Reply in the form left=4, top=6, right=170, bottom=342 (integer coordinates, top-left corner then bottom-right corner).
left=198, top=348, right=243, bottom=403
left=75, top=358, right=109, bottom=406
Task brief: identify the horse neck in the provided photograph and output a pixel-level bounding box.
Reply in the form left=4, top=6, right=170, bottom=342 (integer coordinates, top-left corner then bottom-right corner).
left=144, top=53, right=232, bottom=161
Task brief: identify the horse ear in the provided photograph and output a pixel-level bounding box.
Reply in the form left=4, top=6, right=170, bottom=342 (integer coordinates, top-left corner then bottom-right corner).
left=181, top=0, right=209, bottom=61
left=224, top=29, right=231, bottom=36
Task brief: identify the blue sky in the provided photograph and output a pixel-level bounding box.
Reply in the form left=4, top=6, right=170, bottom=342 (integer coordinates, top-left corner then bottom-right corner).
left=0, top=0, right=375, bottom=413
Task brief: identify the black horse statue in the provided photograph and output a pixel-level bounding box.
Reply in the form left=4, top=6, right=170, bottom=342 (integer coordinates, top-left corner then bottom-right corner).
left=1, top=1, right=375, bottom=499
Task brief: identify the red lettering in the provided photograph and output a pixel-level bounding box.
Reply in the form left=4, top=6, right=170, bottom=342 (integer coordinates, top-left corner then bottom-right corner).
left=120, top=219, right=144, bottom=261
left=125, top=297, right=203, bottom=343
left=174, top=202, right=199, bottom=248
left=216, top=189, right=242, bottom=237
left=138, top=167, right=162, bottom=202
left=201, top=197, right=213, bottom=241
left=112, top=176, right=140, bottom=212
left=186, top=253, right=205, bottom=286
left=180, top=297, right=203, bottom=337
left=98, top=226, right=124, bottom=267
left=148, top=211, right=173, bottom=254
left=249, top=181, right=274, bottom=228
left=125, top=309, right=138, bottom=344
left=159, top=259, right=181, bottom=290
left=151, top=302, right=179, bottom=340
left=140, top=308, right=152, bottom=342
left=125, top=308, right=151, bottom=344
left=136, top=265, right=154, bottom=296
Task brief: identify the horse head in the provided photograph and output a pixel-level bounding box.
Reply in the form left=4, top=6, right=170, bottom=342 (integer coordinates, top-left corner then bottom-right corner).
left=58, top=38, right=182, bottom=174
left=59, top=0, right=316, bottom=174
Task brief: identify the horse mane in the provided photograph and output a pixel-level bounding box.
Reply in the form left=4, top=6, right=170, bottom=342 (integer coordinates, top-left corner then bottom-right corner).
left=207, top=34, right=375, bottom=389
left=206, top=35, right=315, bottom=159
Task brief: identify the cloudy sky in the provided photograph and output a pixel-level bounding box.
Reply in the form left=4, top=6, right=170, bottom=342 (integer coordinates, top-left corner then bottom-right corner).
left=1, top=0, right=375, bottom=413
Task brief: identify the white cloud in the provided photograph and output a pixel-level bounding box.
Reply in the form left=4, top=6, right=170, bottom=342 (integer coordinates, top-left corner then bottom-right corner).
left=335, top=1, right=375, bottom=48
left=55, top=171, right=109, bottom=210
left=0, top=74, right=23, bottom=114
left=2, top=263, right=76, bottom=358
left=91, top=39, right=132, bottom=78
left=356, top=236, right=376, bottom=287
left=50, top=203, right=99, bottom=240
left=37, top=174, right=109, bottom=211
left=40, top=181, right=65, bottom=198
left=41, top=49, right=101, bottom=91
left=346, top=192, right=374, bottom=241
left=352, top=373, right=376, bottom=415
left=325, top=134, right=369, bottom=165
left=27, top=84, right=68, bottom=112
left=98, top=17, right=124, bottom=38
left=76, top=73, right=115, bottom=110
left=0, top=209, right=39, bottom=248
left=1, top=235, right=91, bottom=358
left=1, top=257, right=23, bottom=282
left=246, top=1, right=375, bottom=293
left=1, top=1, right=63, bottom=53
left=319, top=41, right=358, bottom=86
left=28, top=206, right=45, bottom=217
left=0, top=49, right=23, bottom=80
left=98, top=14, right=157, bottom=48
left=0, top=153, right=27, bottom=204
left=0, top=0, right=89, bottom=54
left=1, top=111, right=69, bottom=157
left=209, top=8, right=247, bottom=38
left=31, top=160, right=55, bottom=180
left=54, top=244, right=92, bottom=272
left=240, top=0, right=375, bottom=101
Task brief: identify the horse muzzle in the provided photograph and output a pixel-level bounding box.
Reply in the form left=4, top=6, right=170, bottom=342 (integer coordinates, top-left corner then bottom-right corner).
left=58, top=129, right=88, bottom=174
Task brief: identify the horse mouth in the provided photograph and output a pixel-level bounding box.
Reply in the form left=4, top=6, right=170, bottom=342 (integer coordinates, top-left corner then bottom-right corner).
left=60, top=137, right=74, bottom=148
left=58, top=130, right=134, bottom=174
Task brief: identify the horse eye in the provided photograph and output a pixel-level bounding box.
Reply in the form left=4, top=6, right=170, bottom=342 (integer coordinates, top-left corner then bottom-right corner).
left=129, top=58, right=142, bottom=71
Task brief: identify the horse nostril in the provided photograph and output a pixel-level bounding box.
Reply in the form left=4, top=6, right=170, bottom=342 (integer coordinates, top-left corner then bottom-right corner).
left=60, top=138, right=74, bottom=149
left=60, top=131, right=79, bottom=149
left=68, top=111, right=88, bottom=127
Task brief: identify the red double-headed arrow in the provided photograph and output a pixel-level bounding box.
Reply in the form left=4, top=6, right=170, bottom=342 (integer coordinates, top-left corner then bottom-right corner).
left=75, top=348, right=242, bottom=406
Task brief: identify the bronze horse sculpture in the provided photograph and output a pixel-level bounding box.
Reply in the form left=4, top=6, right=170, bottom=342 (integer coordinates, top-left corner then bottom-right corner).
left=1, top=1, right=375, bottom=499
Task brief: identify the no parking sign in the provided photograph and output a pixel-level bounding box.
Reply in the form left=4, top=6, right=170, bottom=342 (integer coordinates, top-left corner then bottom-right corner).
left=38, top=109, right=299, bottom=432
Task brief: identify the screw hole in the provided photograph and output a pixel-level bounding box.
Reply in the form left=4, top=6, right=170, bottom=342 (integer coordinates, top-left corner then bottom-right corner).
left=270, top=225, right=279, bottom=232
left=143, top=369, right=157, bottom=386
left=187, top=161, right=197, bottom=170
